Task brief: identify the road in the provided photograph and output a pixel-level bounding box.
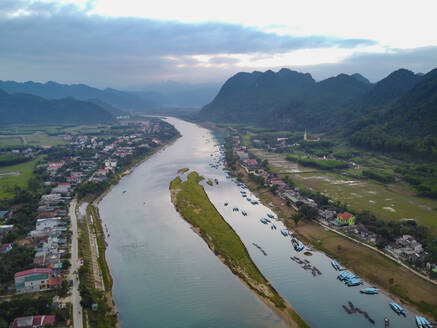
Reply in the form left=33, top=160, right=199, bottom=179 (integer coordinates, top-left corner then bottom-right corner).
left=69, top=199, right=83, bottom=328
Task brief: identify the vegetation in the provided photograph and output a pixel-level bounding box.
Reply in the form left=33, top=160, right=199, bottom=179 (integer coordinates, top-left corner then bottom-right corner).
left=362, top=169, right=395, bottom=183
left=177, top=168, right=189, bottom=174
left=170, top=171, right=309, bottom=327
left=286, top=155, right=349, bottom=170
left=395, top=165, right=437, bottom=199
left=0, top=245, right=35, bottom=285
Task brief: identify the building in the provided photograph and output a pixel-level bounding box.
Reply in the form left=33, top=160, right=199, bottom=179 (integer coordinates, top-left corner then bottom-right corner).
left=335, top=212, right=355, bottom=226
left=0, top=224, right=14, bottom=237
left=12, top=315, right=55, bottom=328
left=1, top=243, right=12, bottom=254
left=14, top=268, right=54, bottom=294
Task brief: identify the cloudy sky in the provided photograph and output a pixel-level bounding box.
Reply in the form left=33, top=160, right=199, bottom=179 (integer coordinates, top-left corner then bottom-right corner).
left=1, top=0, right=437, bottom=89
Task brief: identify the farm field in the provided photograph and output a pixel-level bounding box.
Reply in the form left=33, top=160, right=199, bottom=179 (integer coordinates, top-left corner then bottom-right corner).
left=251, top=149, right=437, bottom=235
left=0, top=157, right=40, bottom=199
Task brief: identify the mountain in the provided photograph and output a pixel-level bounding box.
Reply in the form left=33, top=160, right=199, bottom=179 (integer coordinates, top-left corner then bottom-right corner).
left=0, top=90, right=115, bottom=125
left=0, top=80, right=158, bottom=110
left=199, top=69, right=372, bottom=129
left=352, top=73, right=370, bottom=84
left=87, top=98, right=125, bottom=116
left=200, top=68, right=315, bottom=123
left=356, top=69, right=423, bottom=110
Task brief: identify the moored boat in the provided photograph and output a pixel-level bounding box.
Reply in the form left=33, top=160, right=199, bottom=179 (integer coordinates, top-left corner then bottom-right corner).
left=360, top=287, right=378, bottom=294
left=389, top=302, right=406, bottom=316
left=260, top=218, right=268, bottom=224
left=280, top=229, right=288, bottom=236
left=331, top=260, right=341, bottom=270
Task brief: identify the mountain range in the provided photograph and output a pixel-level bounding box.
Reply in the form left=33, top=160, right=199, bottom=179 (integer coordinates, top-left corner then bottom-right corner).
left=200, top=67, right=436, bottom=137
left=0, top=90, right=116, bottom=125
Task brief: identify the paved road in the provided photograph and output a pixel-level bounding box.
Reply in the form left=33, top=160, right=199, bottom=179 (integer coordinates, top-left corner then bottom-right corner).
left=69, top=199, right=83, bottom=328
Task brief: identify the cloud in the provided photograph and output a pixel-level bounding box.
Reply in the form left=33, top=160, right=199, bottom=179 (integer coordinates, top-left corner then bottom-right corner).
left=289, top=46, right=437, bottom=82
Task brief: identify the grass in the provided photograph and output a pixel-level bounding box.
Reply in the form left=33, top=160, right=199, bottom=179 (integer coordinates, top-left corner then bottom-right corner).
left=0, top=136, right=23, bottom=147
left=87, top=204, right=112, bottom=291
left=22, top=133, right=65, bottom=146
left=296, top=221, right=437, bottom=319
left=0, top=157, right=40, bottom=199
left=170, top=171, right=309, bottom=327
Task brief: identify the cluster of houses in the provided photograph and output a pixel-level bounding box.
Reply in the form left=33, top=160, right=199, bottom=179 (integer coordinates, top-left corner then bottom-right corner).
left=229, top=134, right=437, bottom=273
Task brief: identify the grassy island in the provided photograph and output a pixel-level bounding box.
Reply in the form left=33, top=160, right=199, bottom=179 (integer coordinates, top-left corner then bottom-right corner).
left=170, top=171, right=309, bottom=328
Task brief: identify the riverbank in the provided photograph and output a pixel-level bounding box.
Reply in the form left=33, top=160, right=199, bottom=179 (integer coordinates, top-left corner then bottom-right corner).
left=232, top=164, right=437, bottom=320
left=77, top=132, right=181, bottom=328
left=170, top=170, right=309, bottom=328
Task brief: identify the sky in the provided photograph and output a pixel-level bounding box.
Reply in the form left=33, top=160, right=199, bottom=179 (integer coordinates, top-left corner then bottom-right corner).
left=1, top=0, right=437, bottom=89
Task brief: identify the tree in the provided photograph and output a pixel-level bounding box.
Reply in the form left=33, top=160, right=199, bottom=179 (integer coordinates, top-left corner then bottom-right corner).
left=291, top=213, right=301, bottom=227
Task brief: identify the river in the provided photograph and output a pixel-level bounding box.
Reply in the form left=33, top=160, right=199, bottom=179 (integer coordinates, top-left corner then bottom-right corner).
left=99, top=117, right=418, bottom=328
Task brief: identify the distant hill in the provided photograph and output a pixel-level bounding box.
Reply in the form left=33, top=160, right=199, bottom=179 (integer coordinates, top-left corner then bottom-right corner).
left=87, top=98, right=125, bottom=116
left=199, top=68, right=372, bottom=130
left=0, top=90, right=115, bottom=125
left=0, top=80, right=158, bottom=110
left=351, top=73, right=370, bottom=84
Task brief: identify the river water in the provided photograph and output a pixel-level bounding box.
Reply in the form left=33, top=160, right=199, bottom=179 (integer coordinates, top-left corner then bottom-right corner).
left=99, top=117, right=418, bottom=328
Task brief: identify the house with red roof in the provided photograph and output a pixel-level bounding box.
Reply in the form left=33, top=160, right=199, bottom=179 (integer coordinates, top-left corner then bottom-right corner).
left=12, top=315, right=55, bottom=328
left=336, top=212, right=355, bottom=226
left=14, top=268, right=56, bottom=294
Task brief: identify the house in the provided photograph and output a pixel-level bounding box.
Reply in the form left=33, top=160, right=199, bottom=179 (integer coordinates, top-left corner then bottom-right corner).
left=242, top=159, right=258, bottom=169
left=336, top=212, right=355, bottom=226
left=0, top=224, right=14, bottom=237
left=14, top=268, right=56, bottom=294
left=268, top=177, right=287, bottom=188
left=51, top=183, right=71, bottom=194
left=0, top=243, right=12, bottom=254
left=96, top=169, right=109, bottom=177
left=12, top=315, right=56, bottom=328
left=30, top=218, right=61, bottom=238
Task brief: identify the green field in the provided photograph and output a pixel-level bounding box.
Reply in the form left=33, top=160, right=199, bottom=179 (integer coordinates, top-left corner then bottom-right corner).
left=251, top=148, right=437, bottom=234
left=0, top=136, right=23, bottom=147
left=0, top=158, right=40, bottom=199
left=170, top=171, right=309, bottom=327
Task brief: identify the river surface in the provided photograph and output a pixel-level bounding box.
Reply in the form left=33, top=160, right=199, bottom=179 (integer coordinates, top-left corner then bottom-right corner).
left=99, top=117, right=418, bottom=328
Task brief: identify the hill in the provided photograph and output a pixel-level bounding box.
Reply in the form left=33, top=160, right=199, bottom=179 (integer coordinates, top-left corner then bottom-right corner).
left=0, top=90, right=115, bottom=125
left=199, top=69, right=372, bottom=130
left=0, top=80, right=158, bottom=110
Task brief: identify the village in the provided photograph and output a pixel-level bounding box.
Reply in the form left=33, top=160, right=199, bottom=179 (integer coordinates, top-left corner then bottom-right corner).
left=0, top=118, right=179, bottom=327
left=226, top=132, right=437, bottom=280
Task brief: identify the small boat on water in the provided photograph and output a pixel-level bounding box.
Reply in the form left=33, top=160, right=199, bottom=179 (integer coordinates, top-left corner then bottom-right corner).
left=233, top=207, right=239, bottom=212
left=384, top=317, right=390, bottom=327
left=260, top=218, right=268, bottom=224
left=251, top=200, right=258, bottom=205
left=271, top=224, right=277, bottom=230
left=291, top=237, right=305, bottom=251
left=389, top=302, right=406, bottom=316
left=416, top=315, right=431, bottom=328
left=224, top=202, right=229, bottom=206
left=280, top=229, right=288, bottom=236
left=122, top=190, right=127, bottom=193
left=242, top=194, right=247, bottom=198
left=331, top=260, right=341, bottom=271
left=247, top=198, right=251, bottom=202
left=360, top=287, right=378, bottom=294
left=242, top=210, right=247, bottom=216
left=267, top=213, right=274, bottom=219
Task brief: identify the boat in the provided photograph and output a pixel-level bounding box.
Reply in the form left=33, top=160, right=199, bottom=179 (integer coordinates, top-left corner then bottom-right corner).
left=360, top=287, right=378, bottom=294
left=122, top=190, right=127, bottom=193
left=416, top=316, right=431, bottom=328
left=242, top=194, right=247, bottom=198
left=267, top=213, right=274, bottom=219
left=389, top=302, right=406, bottom=316
left=272, top=224, right=277, bottom=230
left=242, top=210, right=247, bottom=216
left=384, top=317, right=390, bottom=327
left=331, top=260, right=341, bottom=271
left=251, top=200, right=258, bottom=205
left=291, top=237, right=305, bottom=251
left=233, top=207, right=239, bottom=212
left=247, top=198, right=251, bottom=202
left=224, top=202, right=229, bottom=206
left=280, top=229, right=288, bottom=236
left=260, top=218, right=268, bottom=224
left=347, top=279, right=362, bottom=287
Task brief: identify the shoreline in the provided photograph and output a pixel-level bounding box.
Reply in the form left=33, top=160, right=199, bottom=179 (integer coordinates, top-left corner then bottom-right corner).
left=170, top=172, right=309, bottom=328
left=231, top=163, right=437, bottom=320
left=83, top=132, right=181, bottom=327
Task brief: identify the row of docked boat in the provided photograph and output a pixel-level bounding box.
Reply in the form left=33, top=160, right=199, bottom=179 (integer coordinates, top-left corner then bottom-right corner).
left=342, top=301, right=375, bottom=324
left=331, top=260, right=341, bottom=271
left=389, top=302, right=406, bottom=316
left=291, top=237, right=305, bottom=252
left=252, top=242, right=267, bottom=256
left=290, top=256, right=322, bottom=277
left=416, top=315, right=432, bottom=328
left=337, top=271, right=363, bottom=286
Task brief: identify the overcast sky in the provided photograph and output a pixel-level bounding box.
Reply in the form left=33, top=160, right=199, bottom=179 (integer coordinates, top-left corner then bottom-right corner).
left=1, top=0, right=437, bottom=89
